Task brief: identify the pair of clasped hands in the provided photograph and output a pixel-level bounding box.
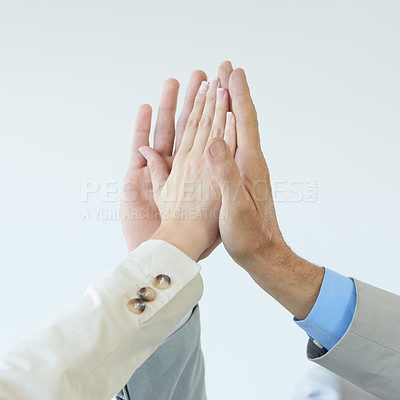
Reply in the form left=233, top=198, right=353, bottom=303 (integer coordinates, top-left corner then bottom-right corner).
left=120, top=61, right=324, bottom=321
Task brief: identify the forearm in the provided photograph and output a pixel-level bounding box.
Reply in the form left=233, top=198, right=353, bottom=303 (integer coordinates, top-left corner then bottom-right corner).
left=0, top=241, right=203, bottom=400
left=247, top=243, right=324, bottom=320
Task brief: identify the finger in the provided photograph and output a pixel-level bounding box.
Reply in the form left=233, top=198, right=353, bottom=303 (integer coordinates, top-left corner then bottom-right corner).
left=129, top=104, right=152, bottom=169
left=229, top=68, right=260, bottom=150
left=175, top=70, right=208, bottom=154
left=153, top=78, right=180, bottom=157
left=209, top=88, right=229, bottom=142
left=218, top=60, right=233, bottom=111
left=218, top=60, right=233, bottom=91
left=192, top=77, right=219, bottom=151
left=224, top=112, right=237, bottom=156
left=206, top=139, right=248, bottom=205
left=138, top=146, right=169, bottom=194
left=178, top=81, right=209, bottom=152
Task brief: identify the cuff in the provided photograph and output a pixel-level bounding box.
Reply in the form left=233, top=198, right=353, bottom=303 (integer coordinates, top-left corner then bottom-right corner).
left=294, top=268, right=356, bottom=350
left=87, top=239, right=202, bottom=328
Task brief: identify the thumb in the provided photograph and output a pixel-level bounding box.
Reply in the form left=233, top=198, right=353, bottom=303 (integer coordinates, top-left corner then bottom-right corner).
left=138, top=146, right=169, bottom=193
left=206, top=139, right=247, bottom=204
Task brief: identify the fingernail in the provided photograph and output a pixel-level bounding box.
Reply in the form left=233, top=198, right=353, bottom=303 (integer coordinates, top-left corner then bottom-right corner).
left=217, top=88, right=226, bottom=100
left=199, top=81, right=208, bottom=94
left=227, top=111, right=234, bottom=122
left=138, top=146, right=149, bottom=159
left=209, top=77, right=219, bottom=90
left=209, top=140, right=227, bottom=159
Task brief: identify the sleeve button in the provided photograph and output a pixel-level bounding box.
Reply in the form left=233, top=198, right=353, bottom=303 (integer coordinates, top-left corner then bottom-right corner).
left=138, top=286, right=156, bottom=302
left=127, top=298, right=146, bottom=314
left=154, top=274, right=171, bottom=289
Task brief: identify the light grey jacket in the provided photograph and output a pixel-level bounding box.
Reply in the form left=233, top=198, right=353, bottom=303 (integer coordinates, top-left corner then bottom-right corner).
left=121, top=279, right=399, bottom=400
left=309, top=279, right=400, bottom=400
left=117, top=305, right=206, bottom=400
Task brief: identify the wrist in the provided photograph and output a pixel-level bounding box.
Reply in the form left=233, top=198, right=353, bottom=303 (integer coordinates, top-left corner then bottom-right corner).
left=151, top=223, right=207, bottom=261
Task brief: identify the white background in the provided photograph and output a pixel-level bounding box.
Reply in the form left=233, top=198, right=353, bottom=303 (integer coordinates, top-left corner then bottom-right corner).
left=1, top=0, right=400, bottom=398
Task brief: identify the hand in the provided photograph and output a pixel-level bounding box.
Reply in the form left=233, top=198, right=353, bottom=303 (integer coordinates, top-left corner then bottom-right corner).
left=139, top=77, right=231, bottom=261
left=206, top=69, right=324, bottom=319
left=120, top=62, right=233, bottom=258
left=120, top=71, right=206, bottom=252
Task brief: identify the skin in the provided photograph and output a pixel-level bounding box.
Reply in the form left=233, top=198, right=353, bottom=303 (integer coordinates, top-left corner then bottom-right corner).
left=148, top=67, right=324, bottom=320
left=141, top=78, right=235, bottom=261
left=120, top=61, right=233, bottom=259
left=205, top=68, right=325, bottom=320
left=122, top=61, right=324, bottom=321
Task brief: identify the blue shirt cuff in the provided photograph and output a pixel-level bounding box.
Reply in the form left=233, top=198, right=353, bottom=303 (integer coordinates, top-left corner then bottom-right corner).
left=294, top=268, right=357, bottom=350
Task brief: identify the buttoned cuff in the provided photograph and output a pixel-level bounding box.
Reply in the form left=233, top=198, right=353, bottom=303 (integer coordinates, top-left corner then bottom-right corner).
left=0, top=240, right=204, bottom=400
left=87, top=239, right=203, bottom=327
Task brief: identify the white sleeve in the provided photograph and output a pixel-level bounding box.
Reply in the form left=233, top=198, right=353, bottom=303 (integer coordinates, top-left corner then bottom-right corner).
left=0, top=239, right=203, bottom=400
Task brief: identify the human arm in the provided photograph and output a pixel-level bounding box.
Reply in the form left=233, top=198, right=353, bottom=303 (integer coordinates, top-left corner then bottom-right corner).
left=0, top=63, right=235, bottom=400
left=206, top=68, right=400, bottom=399
left=206, top=68, right=325, bottom=320
left=0, top=240, right=203, bottom=400
left=117, top=62, right=234, bottom=400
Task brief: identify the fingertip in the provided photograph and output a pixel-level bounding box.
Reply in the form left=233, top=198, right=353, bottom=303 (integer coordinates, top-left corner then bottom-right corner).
left=163, top=78, right=180, bottom=90
left=210, top=77, right=219, bottom=90
left=235, top=68, right=245, bottom=75
left=138, top=146, right=150, bottom=160
left=229, top=68, right=246, bottom=83
left=190, top=70, right=208, bottom=83
left=137, top=103, right=152, bottom=116
left=218, top=60, right=233, bottom=75
left=218, top=61, right=233, bottom=90
left=133, top=104, right=152, bottom=135
left=198, top=81, right=209, bottom=95
left=229, top=68, right=250, bottom=97
left=217, top=87, right=226, bottom=101
left=219, top=60, right=233, bottom=69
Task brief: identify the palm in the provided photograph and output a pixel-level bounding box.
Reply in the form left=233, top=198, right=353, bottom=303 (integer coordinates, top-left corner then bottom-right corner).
left=120, top=62, right=233, bottom=258
left=121, top=157, right=172, bottom=251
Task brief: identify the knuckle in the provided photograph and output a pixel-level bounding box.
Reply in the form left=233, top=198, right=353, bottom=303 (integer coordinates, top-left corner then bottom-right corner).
left=199, top=116, right=212, bottom=128
left=186, top=117, right=199, bottom=128
left=206, top=90, right=216, bottom=101
left=210, top=126, right=222, bottom=138
left=194, top=97, right=204, bottom=108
